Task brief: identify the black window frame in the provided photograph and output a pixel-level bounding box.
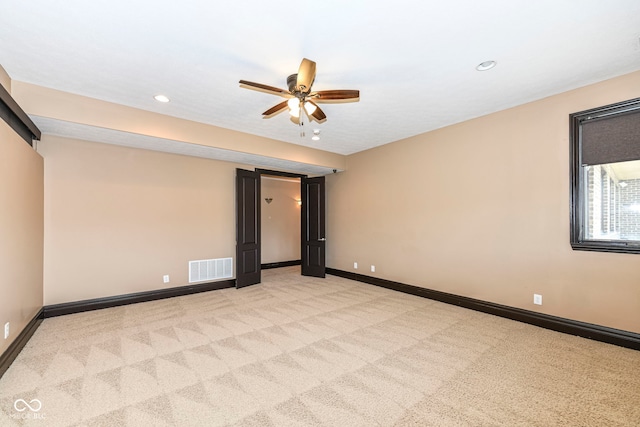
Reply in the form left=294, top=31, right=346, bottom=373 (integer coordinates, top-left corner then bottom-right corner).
left=570, top=97, right=640, bottom=254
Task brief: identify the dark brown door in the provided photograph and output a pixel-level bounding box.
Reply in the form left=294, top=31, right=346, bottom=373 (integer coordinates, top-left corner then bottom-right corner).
left=236, top=169, right=261, bottom=288
left=301, top=176, right=325, bottom=277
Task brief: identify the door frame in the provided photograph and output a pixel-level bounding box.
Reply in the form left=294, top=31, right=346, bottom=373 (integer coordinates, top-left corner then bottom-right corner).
left=255, top=169, right=307, bottom=180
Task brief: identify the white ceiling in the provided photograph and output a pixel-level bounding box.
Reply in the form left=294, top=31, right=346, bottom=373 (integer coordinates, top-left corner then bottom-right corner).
left=610, top=160, right=640, bottom=180
left=1, top=0, right=640, bottom=160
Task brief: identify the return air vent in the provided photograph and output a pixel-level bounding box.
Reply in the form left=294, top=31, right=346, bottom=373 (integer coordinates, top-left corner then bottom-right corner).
left=189, top=258, right=233, bottom=283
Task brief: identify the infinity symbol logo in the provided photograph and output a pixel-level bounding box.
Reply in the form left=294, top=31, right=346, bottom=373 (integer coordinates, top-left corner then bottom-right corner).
left=14, top=399, right=42, bottom=412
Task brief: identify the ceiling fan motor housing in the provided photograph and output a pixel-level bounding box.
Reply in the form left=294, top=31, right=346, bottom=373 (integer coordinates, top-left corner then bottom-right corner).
left=287, top=74, right=299, bottom=93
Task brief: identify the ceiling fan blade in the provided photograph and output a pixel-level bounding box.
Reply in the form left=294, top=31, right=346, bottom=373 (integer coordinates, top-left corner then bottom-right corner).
left=310, top=90, right=360, bottom=102
left=309, top=102, right=327, bottom=122
left=262, top=100, right=289, bottom=117
left=296, top=58, right=316, bottom=93
left=239, top=80, right=290, bottom=96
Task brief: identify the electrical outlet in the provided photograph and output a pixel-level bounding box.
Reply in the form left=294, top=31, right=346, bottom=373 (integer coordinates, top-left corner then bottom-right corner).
left=4, top=322, right=9, bottom=340
left=354, top=262, right=358, bottom=269
left=163, top=275, right=170, bottom=283
left=371, top=265, right=376, bottom=272
left=533, top=294, right=543, bottom=305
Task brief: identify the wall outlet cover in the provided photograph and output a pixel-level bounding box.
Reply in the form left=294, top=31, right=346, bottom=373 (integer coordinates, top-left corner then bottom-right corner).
left=533, top=294, right=543, bottom=305
left=4, top=322, right=9, bottom=340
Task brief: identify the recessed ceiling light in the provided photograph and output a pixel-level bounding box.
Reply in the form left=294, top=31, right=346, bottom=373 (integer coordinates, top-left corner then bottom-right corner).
left=154, top=94, right=170, bottom=103
left=476, top=60, right=497, bottom=71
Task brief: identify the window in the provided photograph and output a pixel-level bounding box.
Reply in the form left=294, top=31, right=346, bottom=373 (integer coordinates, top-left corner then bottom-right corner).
left=570, top=97, right=640, bottom=253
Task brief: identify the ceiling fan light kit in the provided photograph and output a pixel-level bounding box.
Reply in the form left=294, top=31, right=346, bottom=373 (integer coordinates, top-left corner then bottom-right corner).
left=239, top=58, right=360, bottom=132
left=287, top=97, right=299, bottom=111
left=288, top=99, right=301, bottom=118
left=304, top=101, right=317, bottom=115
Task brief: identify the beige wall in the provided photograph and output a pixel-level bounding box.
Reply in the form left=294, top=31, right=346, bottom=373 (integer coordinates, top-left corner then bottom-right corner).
left=0, top=65, right=10, bottom=93
left=0, top=120, right=43, bottom=355
left=40, top=135, right=249, bottom=305
left=326, top=70, right=640, bottom=334
left=261, top=177, right=301, bottom=264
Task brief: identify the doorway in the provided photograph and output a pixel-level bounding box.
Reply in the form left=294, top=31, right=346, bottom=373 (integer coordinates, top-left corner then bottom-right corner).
left=235, top=168, right=326, bottom=288
left=261, top=174, right=302, bottom=269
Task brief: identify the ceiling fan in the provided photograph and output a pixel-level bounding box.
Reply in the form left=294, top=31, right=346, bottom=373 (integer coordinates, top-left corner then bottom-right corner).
left=239, top=58, right=359, bottom=125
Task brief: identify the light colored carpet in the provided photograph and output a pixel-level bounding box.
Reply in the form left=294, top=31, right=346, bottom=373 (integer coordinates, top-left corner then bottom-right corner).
left=0, top=266, right=638, bottom=426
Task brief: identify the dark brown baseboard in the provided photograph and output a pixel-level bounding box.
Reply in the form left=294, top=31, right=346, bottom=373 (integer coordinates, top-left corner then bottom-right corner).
left=0, top=308, right=44, bottom=379
left=326, top=268, right=640, bottom=351
left=43, top=279, right=236, bottom=318
left=261, top=260, right=301, bottom=270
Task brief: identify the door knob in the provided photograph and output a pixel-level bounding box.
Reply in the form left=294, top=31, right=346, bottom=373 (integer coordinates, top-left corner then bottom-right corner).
left=319, top=238, right=326, bottom=242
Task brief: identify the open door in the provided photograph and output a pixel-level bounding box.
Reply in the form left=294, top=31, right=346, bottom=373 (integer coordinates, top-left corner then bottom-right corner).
left=301, top=176, right=326, bottom=277
left=236, top=168, right=261, bottom=288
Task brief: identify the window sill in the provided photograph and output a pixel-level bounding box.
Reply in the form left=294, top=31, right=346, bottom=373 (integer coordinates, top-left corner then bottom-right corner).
left=571, top=241, right=640, bottom=255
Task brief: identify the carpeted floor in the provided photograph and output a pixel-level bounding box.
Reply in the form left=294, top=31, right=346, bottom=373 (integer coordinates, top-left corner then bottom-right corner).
left=1, top=266, right=639, bottom=426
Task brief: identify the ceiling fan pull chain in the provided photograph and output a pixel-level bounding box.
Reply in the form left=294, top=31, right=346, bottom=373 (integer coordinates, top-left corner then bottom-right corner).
left=299, top=116, right=305, bottom=137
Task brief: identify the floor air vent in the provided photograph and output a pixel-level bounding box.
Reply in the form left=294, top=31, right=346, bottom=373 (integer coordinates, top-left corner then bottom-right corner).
left=189, top=258, right=233, bottom=283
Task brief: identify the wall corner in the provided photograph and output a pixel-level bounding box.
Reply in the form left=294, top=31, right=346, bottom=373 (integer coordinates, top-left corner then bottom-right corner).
left=0, top=64, right=11, bottom=94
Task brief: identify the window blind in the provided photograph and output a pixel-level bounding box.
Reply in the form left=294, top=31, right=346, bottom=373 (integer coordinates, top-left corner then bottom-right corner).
left=581, top=109, right=640, bottom=166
